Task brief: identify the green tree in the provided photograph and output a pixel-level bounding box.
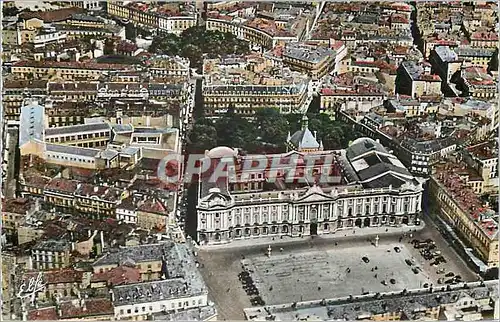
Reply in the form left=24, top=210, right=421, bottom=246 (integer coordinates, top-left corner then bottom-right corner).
left=488, top=47, right=498, bottom=74
left=187, top=123, right=218, bottom=153
left=285, top=114, right=303, bottom=134
left=150, top=26, right=250, bottom=70
left=2, top=6, right=19, bottom=16
left=125, top=23, right=137, bottom=40
left=149, top=33, right=181, bottom=56
left=103, top=38, right=116, bottom=55
left=254, top=108, right=289, bottom=148
left=215, top=114, right=255, bottom=151
left=180, top=44, right=203, bottom=68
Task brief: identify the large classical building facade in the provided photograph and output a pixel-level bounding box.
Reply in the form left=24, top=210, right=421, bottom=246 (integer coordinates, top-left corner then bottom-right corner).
left=196, top=138, right=424, bottom=245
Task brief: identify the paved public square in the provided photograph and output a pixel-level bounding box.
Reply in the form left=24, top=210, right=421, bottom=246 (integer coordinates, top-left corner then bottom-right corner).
left=197, top=218, right=477, bottom=320
left=243, top=243, right=431, bottom=305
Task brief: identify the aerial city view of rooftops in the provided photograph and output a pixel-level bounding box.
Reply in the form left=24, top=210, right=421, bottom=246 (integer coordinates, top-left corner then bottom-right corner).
left=0, top=0, right=499, bottom=321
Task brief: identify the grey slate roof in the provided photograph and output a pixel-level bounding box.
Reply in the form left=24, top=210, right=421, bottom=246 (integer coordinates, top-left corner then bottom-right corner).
left=362, top=173, right=406, bottom=189
left=356, top=155, right=411, bottom=182
left=289, top=128, right=320, bottom=150
left=33, top=239, right=71, bottom=252
left=93, top=243, right=174, bottom=267
left=152, top=304, right=217, bottom=320
left=111, top=243, right=207, bottom=306
left=400, top=136, right=458, bottom=153
left=346, top=138, right=413, bottom=187
left=113, top=278, right=195, bottom=305
left=326, top=283, right=496, bottom=320
left=204, top=84, right=306, bottom=95
left=45, top=122, right=111, bottom=137
left=112, top=124, right=134, bottom=133
left=346, top=138, right=388, bottom=161
left=245, top=280, right=498, bottom=321
left=46, top=143, right=101, bottom=158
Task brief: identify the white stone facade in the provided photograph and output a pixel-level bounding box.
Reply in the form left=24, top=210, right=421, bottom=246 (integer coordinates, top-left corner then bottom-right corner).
left=197, top=183, right=423, bottom=245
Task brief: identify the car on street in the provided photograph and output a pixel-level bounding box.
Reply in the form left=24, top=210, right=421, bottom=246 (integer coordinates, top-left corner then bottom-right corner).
left=435, top=256, right=447, bottom=264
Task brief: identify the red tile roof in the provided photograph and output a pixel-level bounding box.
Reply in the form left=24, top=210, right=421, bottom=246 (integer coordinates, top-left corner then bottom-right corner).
left=138, top=198, right=167, bottom=214
left=45, top=178, right=80, bottom=193
left=28, top=307, right=58, bottom=320
left=91, top=265, right=141, bottom=286
left=2, top=198, right=33, bottom=214
left=4, top=80, right=48, bottom=89
left=24, top=268, right=83, bottom=284
left=13, top=60, right=130, bottom=70
left=471, top=31, right=498, bottom=41
left=19, top=7, right=84, bottom=22
left=59, top=298, right=113, bottom=319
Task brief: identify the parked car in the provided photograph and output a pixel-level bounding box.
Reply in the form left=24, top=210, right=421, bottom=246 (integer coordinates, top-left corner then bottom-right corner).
left=436, top=269, right=445, bottom=274
left=405, top=259, right=413, bottom=266
left=362, top=256, right=370, bottom=263
left=412, top=267, right=419, bottom=274
left=436, top=256, right=447, bottom=264
left=394, top=247, right=401, bottom=253
left=390, top=279, right=396, bottom=284
left=445, top=272, right=455, bottom=277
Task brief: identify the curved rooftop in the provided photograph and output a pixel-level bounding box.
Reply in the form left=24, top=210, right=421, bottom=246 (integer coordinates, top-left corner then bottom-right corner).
left=205, top=146, right=238, bottom=159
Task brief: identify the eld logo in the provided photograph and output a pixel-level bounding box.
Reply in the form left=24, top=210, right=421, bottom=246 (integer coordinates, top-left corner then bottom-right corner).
left=17, top=272, right=45, bottom=305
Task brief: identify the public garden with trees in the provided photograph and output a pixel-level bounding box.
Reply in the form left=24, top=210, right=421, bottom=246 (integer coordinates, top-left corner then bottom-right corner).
left=186, top=107, right=363, bottom=154
left=149, top=26, right=250, bottom=70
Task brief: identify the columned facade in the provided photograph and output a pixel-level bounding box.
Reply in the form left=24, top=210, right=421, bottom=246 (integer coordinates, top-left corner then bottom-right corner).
left=197, top=185, right=423, bottom=245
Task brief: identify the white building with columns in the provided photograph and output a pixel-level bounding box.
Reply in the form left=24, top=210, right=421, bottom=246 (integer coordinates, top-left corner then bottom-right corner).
left=196, top=138, right=425, bottom=245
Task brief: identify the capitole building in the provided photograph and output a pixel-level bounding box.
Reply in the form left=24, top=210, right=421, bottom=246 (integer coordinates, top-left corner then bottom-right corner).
left=196, top=134, right=425, bottom=245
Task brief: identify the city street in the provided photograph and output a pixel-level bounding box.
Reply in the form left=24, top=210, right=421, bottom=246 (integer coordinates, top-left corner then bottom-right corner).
left=197, top=216, right=478, bottom=320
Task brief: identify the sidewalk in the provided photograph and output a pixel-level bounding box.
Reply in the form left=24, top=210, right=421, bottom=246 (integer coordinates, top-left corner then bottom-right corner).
left=198, top=223, right=426, bottom=251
